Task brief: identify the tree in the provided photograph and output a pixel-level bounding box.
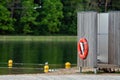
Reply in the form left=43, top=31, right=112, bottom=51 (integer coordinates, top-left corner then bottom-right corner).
left=20, top=0, right=39, bottom=34
left=36, top=0, right=63, bottom=35
left=97, top=0, right=112, bottom=12
left=112, top=0, right=120, bottom=10
left=1, top=0, right=119, bottom=35
left=60, top=0, right=90, bottom=35
left=0, top=1, right=14, bottom=34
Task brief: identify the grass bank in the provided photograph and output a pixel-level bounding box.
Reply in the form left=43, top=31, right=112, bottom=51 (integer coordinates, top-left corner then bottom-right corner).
left=0, top=36, right=77, bottom=42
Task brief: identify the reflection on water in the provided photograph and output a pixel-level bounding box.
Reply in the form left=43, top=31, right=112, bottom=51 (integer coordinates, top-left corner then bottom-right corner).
left=0, top=39, right=77, bottom=74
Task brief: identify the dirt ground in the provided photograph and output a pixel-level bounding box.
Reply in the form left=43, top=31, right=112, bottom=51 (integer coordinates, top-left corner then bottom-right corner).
left=42, top=67, right=120, bottom=75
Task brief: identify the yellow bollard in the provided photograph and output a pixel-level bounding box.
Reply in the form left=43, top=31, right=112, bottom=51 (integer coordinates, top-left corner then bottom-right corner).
left=8, top=59, right=13, bottom=68
left=44, top=62, right=49, bottom=73
left=65, top=62, right=71, bottom=69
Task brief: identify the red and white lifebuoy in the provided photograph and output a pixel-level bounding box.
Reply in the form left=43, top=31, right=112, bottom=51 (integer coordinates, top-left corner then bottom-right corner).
left=77, top=38, right=89, bottom=60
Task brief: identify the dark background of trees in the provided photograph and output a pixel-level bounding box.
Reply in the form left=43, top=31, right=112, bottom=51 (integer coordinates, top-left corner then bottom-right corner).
left=0, top=0, right=119, bottom=35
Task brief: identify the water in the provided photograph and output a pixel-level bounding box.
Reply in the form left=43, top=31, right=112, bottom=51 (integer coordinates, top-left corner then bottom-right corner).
left=0, top=37, right=77, bottom=74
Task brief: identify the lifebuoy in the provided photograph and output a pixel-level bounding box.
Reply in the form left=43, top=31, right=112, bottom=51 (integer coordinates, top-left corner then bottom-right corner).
left=77, top=38, right=89, bottom=60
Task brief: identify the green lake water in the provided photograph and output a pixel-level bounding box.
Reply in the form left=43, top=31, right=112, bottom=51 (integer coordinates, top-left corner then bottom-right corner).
left=0, top=36, right=77, bottom=74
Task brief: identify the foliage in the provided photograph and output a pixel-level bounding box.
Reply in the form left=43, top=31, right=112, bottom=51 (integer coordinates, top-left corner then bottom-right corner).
left=19, top=0, right=39, bottom=34
left=36, top=0, right=63, bottom=35
left=0, top=1, right=14, bottom=34
left=0, top=0, right=120, bottom=35
left=60, top=0, right=90, bottom=35
left=112, top=0, right=120, bottom=10
left=60, top=0, right=74, bottom=35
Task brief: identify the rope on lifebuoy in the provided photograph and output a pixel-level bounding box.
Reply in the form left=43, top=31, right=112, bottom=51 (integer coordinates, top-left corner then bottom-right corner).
left=77, top=38, right=89, bottom=60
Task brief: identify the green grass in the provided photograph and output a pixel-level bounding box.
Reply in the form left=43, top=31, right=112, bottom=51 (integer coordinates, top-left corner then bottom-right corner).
left=0, top=36, right=77, bottom=42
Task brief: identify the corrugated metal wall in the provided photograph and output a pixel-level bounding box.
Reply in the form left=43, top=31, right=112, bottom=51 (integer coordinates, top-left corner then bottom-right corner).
left=77, top=12, right=120, bottom=68
left=108, top=12, right=120, bottom=66
left=77, top=12, right=97, bottom=68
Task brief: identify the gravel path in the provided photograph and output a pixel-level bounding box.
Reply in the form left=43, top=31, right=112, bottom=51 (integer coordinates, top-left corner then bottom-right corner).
left=0, top=74, right=120, bottom=80
left=0, top=67, right=120, bottom=80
